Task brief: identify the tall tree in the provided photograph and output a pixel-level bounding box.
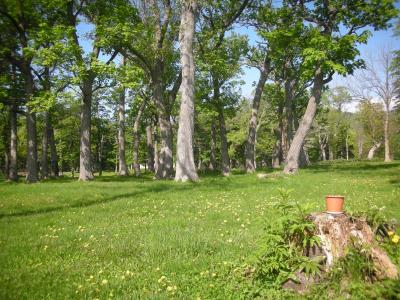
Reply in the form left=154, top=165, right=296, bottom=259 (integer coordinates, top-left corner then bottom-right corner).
left=117, top=57, right=129, bottom=176
left=283, top=0, right=396, bottom=174
left=360, top=49, right=397, bottom=162
left=66, top=0, right=119, bottom=180
left=175, top=0, right=198, bottom=182
left=197, top=0, right=250, bottom=175
left=244, top=54, right=270, bottom=173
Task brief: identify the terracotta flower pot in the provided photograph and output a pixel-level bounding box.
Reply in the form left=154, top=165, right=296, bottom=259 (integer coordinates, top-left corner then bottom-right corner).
left=325, top=195, right=344, bottom=214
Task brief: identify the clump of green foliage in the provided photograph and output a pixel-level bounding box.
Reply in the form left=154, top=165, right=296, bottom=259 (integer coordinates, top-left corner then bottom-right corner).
left=219, top=188, right=400, bottom=299
left=248, top=189, right=322, bottom=286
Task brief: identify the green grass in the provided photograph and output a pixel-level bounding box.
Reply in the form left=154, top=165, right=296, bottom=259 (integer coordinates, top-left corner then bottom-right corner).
left=0, top=161, right=399, bottom=299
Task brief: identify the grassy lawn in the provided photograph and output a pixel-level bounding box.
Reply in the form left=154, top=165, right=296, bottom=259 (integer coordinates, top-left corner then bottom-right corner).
left=0, top=161, right=399, bottom=299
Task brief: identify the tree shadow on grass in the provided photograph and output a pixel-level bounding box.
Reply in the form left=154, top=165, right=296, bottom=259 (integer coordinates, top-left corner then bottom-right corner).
left=0, top=171, right=279, bottom=220
left=0, top=188, right=152, bottom=219
left=306, top=161, right=400, bottom=173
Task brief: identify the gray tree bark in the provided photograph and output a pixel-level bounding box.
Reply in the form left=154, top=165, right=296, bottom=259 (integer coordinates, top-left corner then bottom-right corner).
left=154, top=127, right=159, bottom=175
left=329, top=145, right=334, bottom=160
left=218, top=108, right=230, bottom=176
left=146, top=124, right=155, bottom=172
left=9, top=96, right=18, bottom=181
left=2, top=111, right=10, bottom=180
left=319, top=133, right=327, bottom=161
left=383, top=105, right=391, bottom=162
left=299, top=144, right=310, bottom=168
left=175, top=0, right=198, bottom=182
left=244, top=55, right=269, bottom=173
left=358, top=136, right=364, bottom=159
left=284, top=69, right=324, bottom=174
left=41, top=112, right=50, bottom=179
left=48, top=120, right=59, bottom=177
left=153, top=75, right=174, bottom=179
left=284, top=77, right=296, bottom=148
left=367, top=141, right=382, bottom=159
left=25, top=68, right=38, bottom=183
left=209, top=120, right=217, bottom=171
left=133, top=99, right=146, bottom=176
left=78, top=79, right=94, bottom=181
left=272, top=138, right=282, bottom=169
left=118, top=79, right=129, bottom=176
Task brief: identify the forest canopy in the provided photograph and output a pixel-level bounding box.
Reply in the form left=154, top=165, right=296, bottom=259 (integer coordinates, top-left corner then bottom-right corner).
left=0, top=0, right=399, bottom=183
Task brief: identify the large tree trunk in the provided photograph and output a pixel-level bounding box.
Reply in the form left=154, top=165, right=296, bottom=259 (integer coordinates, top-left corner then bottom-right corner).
left=41, top=112, right=50, bottom=179
left=367, top=141, right=382, bottom=159
left=133, top=100, right=146, bottom=177
left=218, top=107, right=230, bottom=176
left=175, top=1, right=198, bottom=182
left=25, top=68, right=38, bottom=183
left=9, top=97, right=18, bottom=181
left=146, top=124, right=155, bottom=172
left=383, top=106, right=391, bottom=162
left=284, top=69, right=324, bottom=174
left=153, top=75, right=174, bottom=179
left=245, top=56, right=269, bottom=173
left=209, top=120, right=217, bottom=171
left=78, top=79, right=94, bottom=181
left=48, top=120, right=59, bottom=177
left=118, top=82, right=129, bottom=176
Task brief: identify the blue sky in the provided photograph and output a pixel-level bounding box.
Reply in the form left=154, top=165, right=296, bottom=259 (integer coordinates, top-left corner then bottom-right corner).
left=237, top=25, right=400, bottom=98
left=77, top=18, right=400, bottom=103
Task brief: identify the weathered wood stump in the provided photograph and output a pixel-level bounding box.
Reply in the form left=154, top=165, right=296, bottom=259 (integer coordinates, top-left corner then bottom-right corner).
left=256, top=172, right=282, bottom=179
left=284, top=212, right=398, bottom=293
left=309, top=212, right=397, bottom=280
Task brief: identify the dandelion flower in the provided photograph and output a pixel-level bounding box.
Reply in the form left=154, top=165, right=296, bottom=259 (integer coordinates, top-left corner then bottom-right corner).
left=392, top=235, right=399, bottom=244
left=388, top=231, right=395, bottom=236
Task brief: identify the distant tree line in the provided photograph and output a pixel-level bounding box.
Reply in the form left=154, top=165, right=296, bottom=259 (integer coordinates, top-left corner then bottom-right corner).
left=0, top=0, right=398, bottom=183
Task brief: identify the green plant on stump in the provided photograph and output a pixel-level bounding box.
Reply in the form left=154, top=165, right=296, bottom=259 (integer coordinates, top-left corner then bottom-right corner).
left=247, top=188, right=323, bottom=287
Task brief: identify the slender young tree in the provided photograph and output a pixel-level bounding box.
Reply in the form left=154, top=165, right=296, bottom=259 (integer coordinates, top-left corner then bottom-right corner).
left=133, top=98, right=147, bottom=177
left=244, top=54, right=270, bottom=172
left=146, top=122, right=155, bottom=172
left=360, top=49, right=397, bottom=162
left=117, top=57, right=129, bottom=176
left=66, top=0, right=119, bottom=180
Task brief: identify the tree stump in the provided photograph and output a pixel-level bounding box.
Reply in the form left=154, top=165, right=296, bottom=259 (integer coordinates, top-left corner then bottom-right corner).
left=309, top=212, right=398, bottom=279
left=284, top=212, right=398, bottom=293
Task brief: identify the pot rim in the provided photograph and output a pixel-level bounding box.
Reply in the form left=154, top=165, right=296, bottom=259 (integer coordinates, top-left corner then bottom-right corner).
left=325, top=195, right=345, bottom=199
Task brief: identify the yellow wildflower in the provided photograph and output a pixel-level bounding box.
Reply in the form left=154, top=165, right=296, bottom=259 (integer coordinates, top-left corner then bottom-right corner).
left=388, top=231, right=394, bottom=236
left=392, top=235, right=399, bottom=244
